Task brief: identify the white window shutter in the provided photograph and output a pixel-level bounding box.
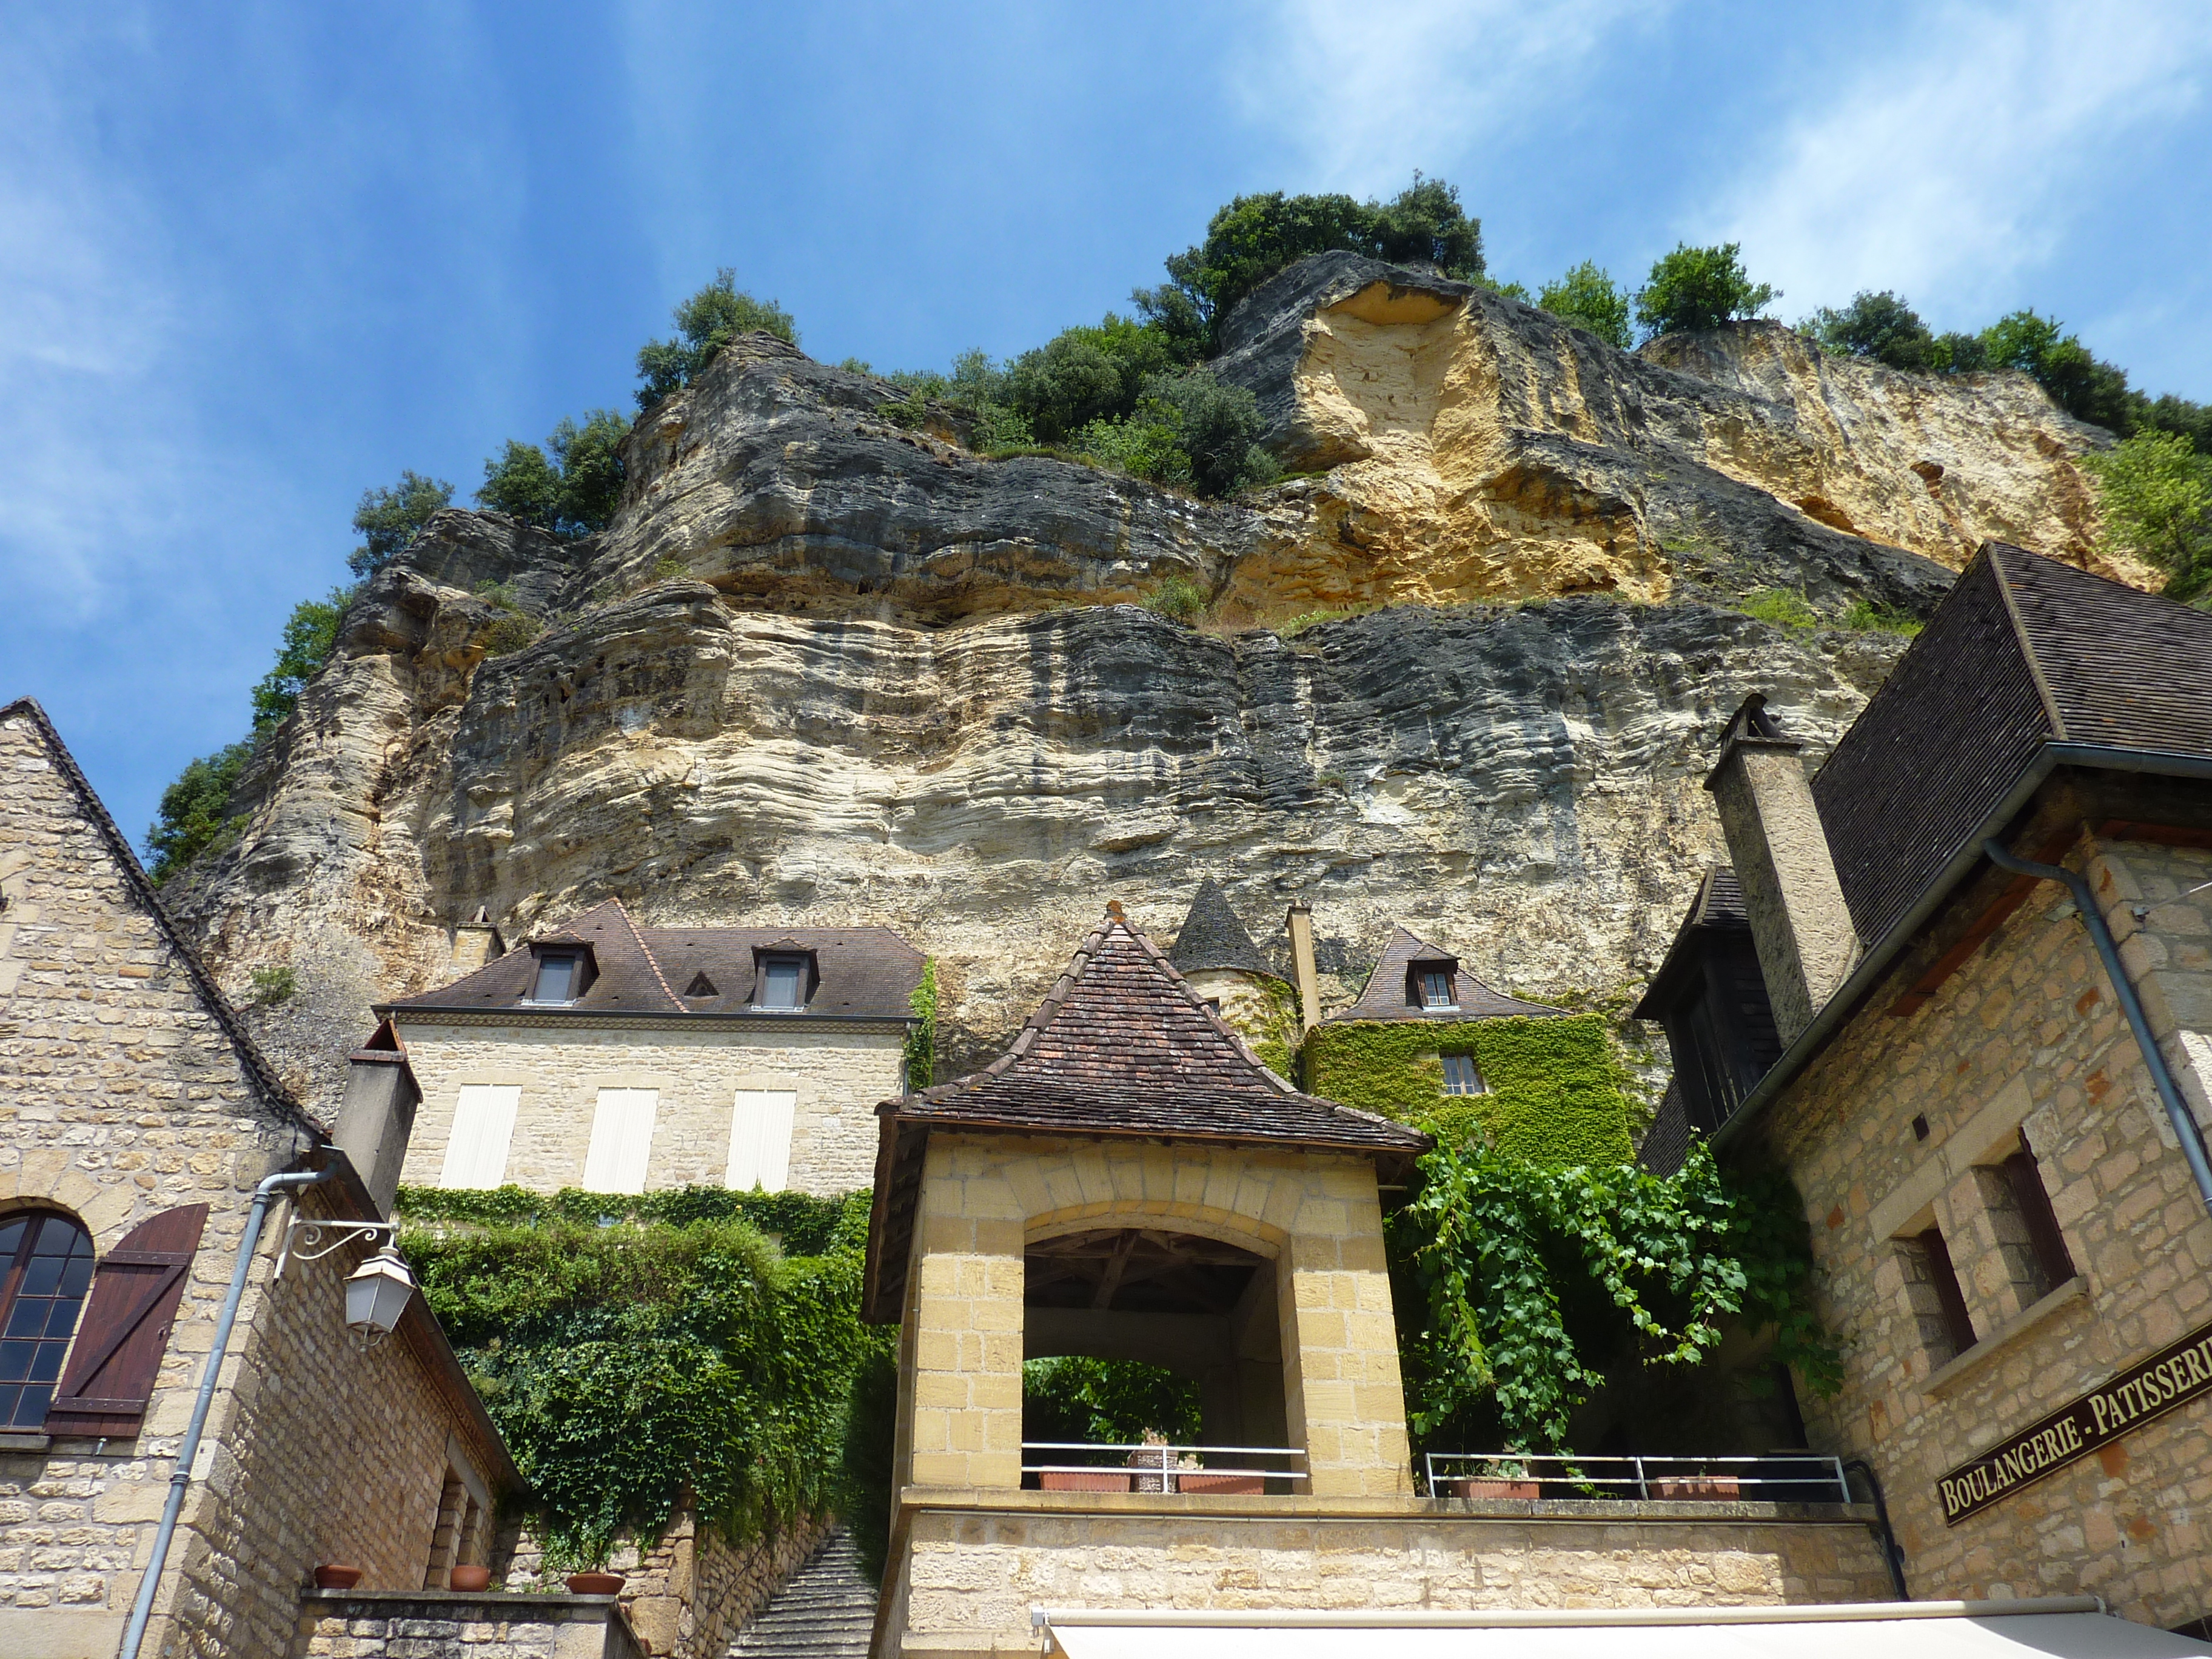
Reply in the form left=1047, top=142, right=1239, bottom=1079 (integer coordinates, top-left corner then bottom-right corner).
left=583, top=1088, right=659, bottom=1194
left=728, top=1090, right=797, bottom=1191
left=440, top=1086, right=521, bottom=1188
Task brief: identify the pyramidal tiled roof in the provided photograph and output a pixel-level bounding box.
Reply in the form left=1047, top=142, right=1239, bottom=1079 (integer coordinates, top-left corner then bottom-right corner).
left=863, top=904, right=1428, bottom=1321
left=1330, top=925, right=1569, bottom=1024
left=1167, top=877, right=1273, bottom=977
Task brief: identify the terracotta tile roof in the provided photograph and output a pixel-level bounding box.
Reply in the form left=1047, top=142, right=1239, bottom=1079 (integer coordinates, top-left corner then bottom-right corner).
left=1329, top=925, right=1569, bottom=1024
left=383, top=897, right=924, bottom=1021
left=1809, top=541, right=2212, bottom=953
left=1168, top=877, right=1275, bottom=978
left=863, top=904, right=1429, bottom=1322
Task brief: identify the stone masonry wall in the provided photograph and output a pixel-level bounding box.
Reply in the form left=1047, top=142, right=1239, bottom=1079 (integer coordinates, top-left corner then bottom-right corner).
left=0, top=709, right=504, bottom=1659
left=897, top=1134, right=1412, bottom=1499
left=881, top=1498, right=1893, bottom=1659
left=1748, top=828, right=2212, bottom=1627
left=294, top=1590, right=646, bottom=1659
left=394, top=1019, right=901, bottom=1196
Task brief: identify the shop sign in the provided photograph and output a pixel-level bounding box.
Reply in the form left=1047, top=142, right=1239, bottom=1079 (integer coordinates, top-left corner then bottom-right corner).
left=1938, top=1316, right=2212, bottom=1525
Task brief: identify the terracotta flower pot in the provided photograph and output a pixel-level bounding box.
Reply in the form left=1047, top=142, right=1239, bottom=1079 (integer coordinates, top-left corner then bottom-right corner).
left=448, top=1564, right=492, bottom=1592
left=1039, top=1470, right=1133, bottom=1492
left=313, top=1564, right=364, bottom=1590
left=1175, top=1473, right=1265, bottom=1494
left=1652, top=1476, right=1741, bottom=1500
left=1444, top=1478, right=1541, bottom=1500
left=566, top=1571, right=625, bottom=1595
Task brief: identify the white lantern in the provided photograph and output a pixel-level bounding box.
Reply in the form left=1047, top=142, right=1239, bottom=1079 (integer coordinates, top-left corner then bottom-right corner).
left=344, top=1245, right=417, bottom=1343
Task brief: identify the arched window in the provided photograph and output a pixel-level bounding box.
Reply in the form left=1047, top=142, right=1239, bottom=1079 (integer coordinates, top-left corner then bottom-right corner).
left=0, top=1211, right=95, bottom=1429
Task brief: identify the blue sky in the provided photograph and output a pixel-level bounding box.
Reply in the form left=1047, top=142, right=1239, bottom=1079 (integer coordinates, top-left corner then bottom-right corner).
left=8, top=0, right=2211, bottom=847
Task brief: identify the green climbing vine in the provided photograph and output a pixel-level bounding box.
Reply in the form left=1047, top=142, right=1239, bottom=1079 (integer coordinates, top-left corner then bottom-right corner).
left=905, top=958, right=937, bottom=1090
left=1388, top=1139, right=1840, bottom=1454
left=1303, top=1014, right=1633, bottom=1164
left=398, top=1185, right=879, bottom=1569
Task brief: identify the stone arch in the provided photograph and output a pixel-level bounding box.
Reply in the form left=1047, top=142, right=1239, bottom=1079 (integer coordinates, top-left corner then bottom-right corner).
left=1, top=1150, right=135, bottom=1246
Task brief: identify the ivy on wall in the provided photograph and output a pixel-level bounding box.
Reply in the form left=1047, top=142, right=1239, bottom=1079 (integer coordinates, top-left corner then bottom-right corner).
left=398, top=1185, right=879, bottom=1568
left=1389, top=1139, right=1840, bottom=1455
left=905, top=958, right=937, bottom=1091
left=1302, top=1013, right=1634, bottom=1164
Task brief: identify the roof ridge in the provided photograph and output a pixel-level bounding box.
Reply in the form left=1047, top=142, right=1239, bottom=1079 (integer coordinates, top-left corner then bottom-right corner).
left=1983, top=544, right=2069, bottom=743
left=0, top=697, right=320, bottom=1135
left=611, top=898, right=686, bottom=1011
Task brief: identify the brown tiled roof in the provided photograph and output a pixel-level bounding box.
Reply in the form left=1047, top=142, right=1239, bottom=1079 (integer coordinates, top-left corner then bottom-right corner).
left=1809, top=542, right=2212, bottom=951
left=863, top=905, right=1429, bottom=1322
left=383, top=897, right=924, bottom=1021
left=1329, top=925, right=1568, bottom=1024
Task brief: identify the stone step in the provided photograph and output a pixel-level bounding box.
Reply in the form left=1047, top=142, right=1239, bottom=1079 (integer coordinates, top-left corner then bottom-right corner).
left=728, top=1529, right=879, bottom=1659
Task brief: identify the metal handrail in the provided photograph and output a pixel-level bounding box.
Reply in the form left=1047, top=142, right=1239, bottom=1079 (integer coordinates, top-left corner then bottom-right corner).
left=1021, top=1442, right=1307, bottom=1490
left=1423, top=1451, right=1851, bottom=1504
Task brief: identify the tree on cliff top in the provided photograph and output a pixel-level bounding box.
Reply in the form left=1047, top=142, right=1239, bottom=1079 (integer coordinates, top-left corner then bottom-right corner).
left=1535, top=261, right=1633, bottom=350
left=477, top=410, right=631, bottom=539
left=635, top=270, right=798, bottom=407
left=2082, top=430, right=2212, bottom=605
left=1139, top=175, right=1484, bottom=353
left=349, top=470, right=453, bottom=578
left=1634, top=243, right=1778, bottom=340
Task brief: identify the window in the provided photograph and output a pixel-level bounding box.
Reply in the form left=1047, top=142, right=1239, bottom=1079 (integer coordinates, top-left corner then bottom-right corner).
left=1419, top=970, right=1456, bottom=1010
left=582, top=1088, right=659, bottom=1195
left=0, top=1212, right=95, bottom=1430
left=1909, top=1226, right=1978, bottom=1360
left=440, top=1085, right=521, bottom=1188
left=2000, top=1133, right=2076, bottom=1295
left=530, top=952, right=580, bottom=1004
left=1441, top=1054, right=1484, bottom=1096
left=757, top=956, right=808, bottom=1010
left=728, top=1089, right=797, bottom=1191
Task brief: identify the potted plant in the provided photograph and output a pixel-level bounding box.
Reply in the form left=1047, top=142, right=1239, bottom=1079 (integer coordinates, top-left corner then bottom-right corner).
left=560, top=1534, right=625, bottom=1597
left=1445, top=1458, right=1541, bottom=1500
left=313, top=1564, right=364, bottom=1590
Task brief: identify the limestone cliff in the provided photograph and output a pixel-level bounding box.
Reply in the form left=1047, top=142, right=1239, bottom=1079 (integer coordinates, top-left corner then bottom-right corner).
left=167, top=255, right=2134, bottom=1114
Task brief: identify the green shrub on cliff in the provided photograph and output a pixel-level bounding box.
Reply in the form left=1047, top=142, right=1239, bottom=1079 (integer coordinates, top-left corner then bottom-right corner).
left=348, top=470, right=454, bottom=577
left=1536, top=261, right=1632, bottom=350
left=636, top=269, right=797, bottom=407
left=250, top=586, right=355, bottom=729
left=478, top=409, right=631, bottom=539
left=1142, top=174, right=1484, bottom=352
left=145, top=741, right=253, bottom=885
left=1635, top=243, right=1778, bottom=339
left=2082, top=429, right=2212, bottom=603
left=1803, top=290, right=1938, bottom=372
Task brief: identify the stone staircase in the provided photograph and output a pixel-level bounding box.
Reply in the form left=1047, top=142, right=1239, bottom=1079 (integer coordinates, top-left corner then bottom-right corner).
left=729, top=1529, right=879, bottom=1658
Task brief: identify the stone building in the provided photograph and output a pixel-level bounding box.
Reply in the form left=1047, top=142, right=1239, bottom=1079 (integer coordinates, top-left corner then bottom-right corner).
left=0, top=698, right=524, bottom=1659
left=1638, top=543, right=2212, bottom=1629
left=856, top=901, right=1933, bottom=1659
left=381, top=899, right=926, bottom=1198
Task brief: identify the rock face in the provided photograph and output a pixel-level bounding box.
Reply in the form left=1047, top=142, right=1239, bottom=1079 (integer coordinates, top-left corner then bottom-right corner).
left=169, top=255, right=2136, bottom=1116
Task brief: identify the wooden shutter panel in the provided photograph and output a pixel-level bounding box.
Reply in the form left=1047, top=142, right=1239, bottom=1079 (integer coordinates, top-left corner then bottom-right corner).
left=44, top=1204, right=209, bottom=1438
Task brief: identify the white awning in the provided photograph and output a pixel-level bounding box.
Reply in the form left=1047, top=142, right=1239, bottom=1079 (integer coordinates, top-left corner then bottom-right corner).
left=1039, top=1600, right=2212, bottom=1659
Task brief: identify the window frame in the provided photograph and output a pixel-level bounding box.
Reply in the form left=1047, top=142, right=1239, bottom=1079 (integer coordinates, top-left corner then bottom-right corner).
left=1418, top=969, right=1457, bottom=1010
left=0, top=1209, right=97, bottom=1432
left=754, top=953, right=812, bottom=1011
left=1440, top=1053, right=1485, bottom=1096
left=527, top=951, right=583, bottom=1005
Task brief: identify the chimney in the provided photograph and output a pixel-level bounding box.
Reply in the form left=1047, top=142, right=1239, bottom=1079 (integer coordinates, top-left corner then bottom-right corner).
left=330, top=1021, right=421, bottom=1218
left=1284, top=903, right=1322, bottom=1033
left=449, top=906, right=504, bottom=976
left=1705, top=695, right=1859, bottom=1046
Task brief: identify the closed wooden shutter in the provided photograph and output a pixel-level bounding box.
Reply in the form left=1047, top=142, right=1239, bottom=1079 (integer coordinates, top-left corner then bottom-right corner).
left=582, top=1088, right=658, bottom=1194
left=727, top=1089, right=796, bottom=1191
left=45, top=1204, right=209, bottom=1438
left=440, top=1085, right=521, bottom=1188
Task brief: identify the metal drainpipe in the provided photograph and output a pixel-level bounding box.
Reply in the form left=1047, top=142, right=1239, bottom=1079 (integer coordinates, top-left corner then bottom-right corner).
left=1982, top=839, right=2212, bottom=1218
left=118, top=1165, right=335, bottom=1659
left=1841, top=1457, right=1909, bottom=1601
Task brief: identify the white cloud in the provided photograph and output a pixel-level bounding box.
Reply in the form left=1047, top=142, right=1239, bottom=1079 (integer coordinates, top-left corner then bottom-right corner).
left=1713, top=0, right=2212, bottom=324
left=1230, top=0, right=1672, bottom=195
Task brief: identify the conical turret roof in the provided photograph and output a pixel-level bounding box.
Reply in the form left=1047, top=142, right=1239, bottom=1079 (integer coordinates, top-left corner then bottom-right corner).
left=1168, top=877, right=1272, bottom=977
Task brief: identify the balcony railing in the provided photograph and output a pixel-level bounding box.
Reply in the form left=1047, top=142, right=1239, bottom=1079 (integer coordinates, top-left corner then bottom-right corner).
left=1021, top=1442, right=1307, bottom=1494
left=1423, top=1452, right=1851, bottom=1504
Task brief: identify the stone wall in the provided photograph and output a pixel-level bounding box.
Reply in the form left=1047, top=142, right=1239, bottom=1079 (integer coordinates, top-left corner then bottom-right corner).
left=877, top=1492, right=1894, bottom=1659
left=1747, top=826, right=2212, bottom=1627
left=293, top=1589, right=646, bottom=1659
left=897, top=1134, right=1411, bottom=1499
left=0, top=707, right=509, bottom=1659
left=393, top=1017, right=902, bottom=1196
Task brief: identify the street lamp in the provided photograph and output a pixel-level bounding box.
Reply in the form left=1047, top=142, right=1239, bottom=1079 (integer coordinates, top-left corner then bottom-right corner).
left=344, top=1245, right=417, bottom=1346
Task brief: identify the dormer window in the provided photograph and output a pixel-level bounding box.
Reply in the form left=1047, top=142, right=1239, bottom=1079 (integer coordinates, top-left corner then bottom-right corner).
left=1418, top=968, right=1456, bottom=1010
left=524, top=944, right=593, bottom=1005
left=683, top=971, right=718, bottom=999
left=756, top=954, right=811, bottom=1011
